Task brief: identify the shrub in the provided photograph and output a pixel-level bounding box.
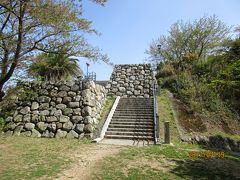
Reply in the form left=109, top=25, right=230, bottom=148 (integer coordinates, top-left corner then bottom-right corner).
left=0, top=117, right=5, bottom=131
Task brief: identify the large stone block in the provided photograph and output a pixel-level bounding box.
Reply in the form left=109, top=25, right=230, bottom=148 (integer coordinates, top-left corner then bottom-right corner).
left=56, top=104, right=67, bottom=110
left=25, top=123, right=35, bottom=130
left=66, top=130, right=79, bottom=139
left=69, top=102, right=80, bottom=108
left=23, top=114, right=31, bottom=122
left=72, top=95, right=81, bottom=102
left=20, top=106, right=30, bottom=115
left=58, top=91, right=67, bottom=97
left=63, top=108, right=73, bottom=115
left=81, top=89, right=91, bottom=97
left=48, top=123, right=57, bottom=132
left=83, top=81, right=95, bottom=90
left=14, top=114, right=23, bottom=122
left=63, top=121, right=74, bottom=131
left=50, top=89, right=58, bottom=97
left=31, top=129, right=41, bottom=137
left=21, top=131, right=32, bottom=137
left=119, top=87, right=126, bottom=92
left=59, top=85, right=70, bottom=91
left=83, top=116, right=93, bottom=124
left=71, top=84, right=80, bottom=91
left=37, top=96, right=51, bottom=103
left=60, top=115, right=70, bottom=123
left=75, top=124, right=84, bottom=134
left=39, top=103, right=49, bottom=110
left=13, top=125, right=23, bottom=136
left=31, top=114, right=39, bottom=123
left=37, top=122, right=48, bottom=132
left=55, top=129, right=67, bottom=138
left=46, top=116, right=57, bottom=122
left=40, top=110, right=50, bottom=116
left=62, top=97, right=72, bottom=103
left=51, top=109, right=62, bottom=116
left=81, top=106, right=92, bottom=116
left=31, top=102, right=39, bottom=110
left=68, top=91, right=76, bottom=97
left=71, top=116, right=83, bottom=123
left=84, top=124, right=93, bottom=133
left=73, top=108, right=81, bottom=116
left=82, top=97, right=95, bottom=107
left=56, top=97, right=62, bottom=104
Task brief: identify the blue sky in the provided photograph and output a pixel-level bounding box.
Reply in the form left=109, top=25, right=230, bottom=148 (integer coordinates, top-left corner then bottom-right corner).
left=78, top=0, right=240, bottom=80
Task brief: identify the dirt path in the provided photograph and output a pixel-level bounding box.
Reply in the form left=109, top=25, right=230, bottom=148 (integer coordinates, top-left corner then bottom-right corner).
left=56, top=144, right=124, bottom=180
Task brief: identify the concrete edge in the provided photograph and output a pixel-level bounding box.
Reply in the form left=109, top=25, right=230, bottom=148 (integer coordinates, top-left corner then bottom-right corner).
left=92, top=96, right=121, bottom=143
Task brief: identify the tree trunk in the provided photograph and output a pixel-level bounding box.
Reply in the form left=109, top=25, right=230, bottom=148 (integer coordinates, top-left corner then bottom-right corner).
left=0, top=85, right=5, bottom=101
left=0, top=1, right=25, bottom=101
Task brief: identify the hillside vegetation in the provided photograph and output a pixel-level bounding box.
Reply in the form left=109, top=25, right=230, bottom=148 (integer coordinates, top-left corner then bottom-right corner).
left=147, top=15, right=240, bottom=135
left=1, top=93, right=240, bottom=180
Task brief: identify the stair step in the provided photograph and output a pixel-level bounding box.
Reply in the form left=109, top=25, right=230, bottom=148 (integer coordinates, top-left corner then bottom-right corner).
left=113, top=113, right=153, bottom=116
left=115, top=108, right=153, bottom=112
left=110, top=121, right=153, bottom=125
left=114, top=112, right=153, bottom=115
left=111, top=119, right=153, bottom=122
left=117, top=107, right=153, bottom=108
left=118, top=105, right=153, bottom=106
left=115, top=110, right=153, bottom=112
left=118, top=102, right=153, bottom=104
left=110, top=122, right=153, bottom=126
left=104, top=134, right=154, bottom=140
left=120, top=98, right=153, bottom=100
left=104, top=97, right=156, bottom=141
left=105, top=131, right=154, bottom=136
left=111, top=117, right=153, bottom=122
left=112, top=116, right=153, bottom=119
left=108, top=124, right=153, bottom=128
left=107, top=128, right=154, bottom=132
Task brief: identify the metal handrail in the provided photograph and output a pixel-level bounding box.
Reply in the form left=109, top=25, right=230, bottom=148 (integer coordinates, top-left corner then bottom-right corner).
left=153, top=81, right=160, bottom=144
left=84, top=72, right=96, bottom=81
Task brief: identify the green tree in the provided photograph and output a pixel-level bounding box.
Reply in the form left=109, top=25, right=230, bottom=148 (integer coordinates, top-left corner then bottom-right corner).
left=29, top=48, right=82, bottom=81
left=0, top=0, right=109, bottom=100
left=146, top=15, right=230, bottom=67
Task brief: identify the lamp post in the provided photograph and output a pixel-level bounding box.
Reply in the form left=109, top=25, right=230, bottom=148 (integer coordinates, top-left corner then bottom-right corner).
left=86, top=63, right=90, bottom=79
left=156, top=44, right=161, bottom=69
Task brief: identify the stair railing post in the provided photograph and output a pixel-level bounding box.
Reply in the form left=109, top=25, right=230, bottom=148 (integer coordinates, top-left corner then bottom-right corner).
left=164, top=121, right=170, bottom=144
left=153, top=80, right=160, bottom=145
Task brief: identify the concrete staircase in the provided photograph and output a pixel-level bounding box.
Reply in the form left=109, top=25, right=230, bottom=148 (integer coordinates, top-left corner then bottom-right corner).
left=104, top=98, right=154, bottom=143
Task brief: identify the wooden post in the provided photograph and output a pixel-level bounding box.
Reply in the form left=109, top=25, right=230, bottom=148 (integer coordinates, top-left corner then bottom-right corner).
left=164, top=121, right=170, bottom=144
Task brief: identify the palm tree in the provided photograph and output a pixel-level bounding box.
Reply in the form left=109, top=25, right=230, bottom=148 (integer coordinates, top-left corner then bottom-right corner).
left=29, top=50, right=82, bottom=81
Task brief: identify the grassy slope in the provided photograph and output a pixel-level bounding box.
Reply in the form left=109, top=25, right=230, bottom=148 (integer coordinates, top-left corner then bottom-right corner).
left=94, top=96, right=116, bottom=138
left=0, top=93, right=239, bottom=179
left=0, top=97, right=116, bottom=180
left=92, top=90, right=240, bottom=180
left=158, top=90, right=180, bottom=143
left=0, top=135, right=89, bottom=180
left=99, top=96, right=116, bottom=123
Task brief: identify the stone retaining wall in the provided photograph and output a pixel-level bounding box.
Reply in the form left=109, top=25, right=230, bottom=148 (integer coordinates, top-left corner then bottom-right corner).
left=182, top=135, right=240, bottom=152
left=3, top=80, right=106, bottom=139
left=106, top=64, right=154, bottom=97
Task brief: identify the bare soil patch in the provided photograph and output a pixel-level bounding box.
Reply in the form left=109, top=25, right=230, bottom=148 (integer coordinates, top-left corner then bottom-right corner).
left=172, top=98, right=240, bottom=136
left=173, top=99, right=207, bottom=133
left=56, top=144, right=124, bottom=180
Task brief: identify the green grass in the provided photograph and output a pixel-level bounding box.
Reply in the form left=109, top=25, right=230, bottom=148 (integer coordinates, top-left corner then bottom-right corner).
left=158, top=89, right=180, bottom=143
left=99, top=96, right=116, bottom=123
left=0, top=92, right=239, bottom=179
left=92, top=144, right=240, bottom=180
left=0, top=117, right=5, bottom=131
left=92, top=90, right=240, bottom=179
left=202, top=131, right=240, bottom=141
left=0, top=135, right=90, bottom=180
